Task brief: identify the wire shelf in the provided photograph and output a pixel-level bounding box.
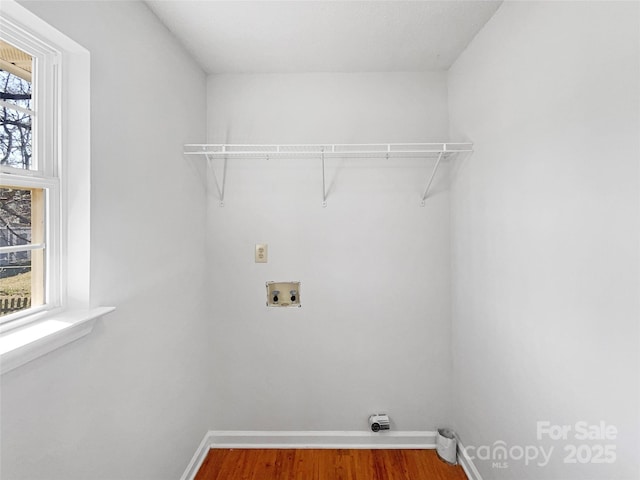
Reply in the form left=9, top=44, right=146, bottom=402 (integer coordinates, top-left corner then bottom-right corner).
left=184, top=142, right=473, bottom=207
left=184, top=143, right=472, bottom=158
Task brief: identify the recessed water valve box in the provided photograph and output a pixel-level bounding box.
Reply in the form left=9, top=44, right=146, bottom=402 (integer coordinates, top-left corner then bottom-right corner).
left=266, top=281, right=301, bottom=307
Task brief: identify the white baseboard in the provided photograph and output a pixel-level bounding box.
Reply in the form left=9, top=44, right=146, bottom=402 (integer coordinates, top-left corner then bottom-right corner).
left=208, top=430, right=438, bottom=449
left=180, top=430, right=437, bottom=480
left=457, top=438, right=483, bottom=480
left=179, top=431, right=214, bottom=480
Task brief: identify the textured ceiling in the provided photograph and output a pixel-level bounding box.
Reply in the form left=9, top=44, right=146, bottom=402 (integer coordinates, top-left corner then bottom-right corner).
left=146, top=1, right=502, bottom=74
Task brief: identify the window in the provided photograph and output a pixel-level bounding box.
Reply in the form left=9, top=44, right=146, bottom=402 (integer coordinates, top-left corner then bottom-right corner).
left=0, top=0, right=112, bottom=374
left=0, top=187, right=46, bottom=315
left=1, top=40, right=59, bottom=323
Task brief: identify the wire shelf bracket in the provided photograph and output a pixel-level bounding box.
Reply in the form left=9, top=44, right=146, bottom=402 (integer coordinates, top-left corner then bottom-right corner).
left=204, top=152, right=228, bottom=207
left=321, top=150, right=327, bottom=207
left=420, top=151, right=444, bottom=206
left=185, top=143, right=472, bottom=207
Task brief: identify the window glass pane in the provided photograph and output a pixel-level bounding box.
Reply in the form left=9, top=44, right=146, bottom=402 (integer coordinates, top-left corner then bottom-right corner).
left=0, top=249, right=45, bottom=317
left=0, top=69, right=32, bottom=110
left=0, top=186, right=44, bottom=318
left=0, top=248, right=44, bottom=317
left=0, top=187, right=33, bottom=247
left=0, top=103, right=33, bottom=170
left=0, top=41, right=34, bottom=170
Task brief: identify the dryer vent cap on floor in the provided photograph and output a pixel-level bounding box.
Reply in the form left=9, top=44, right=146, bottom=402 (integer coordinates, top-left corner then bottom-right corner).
left=369, top=414, right=390, bottom=432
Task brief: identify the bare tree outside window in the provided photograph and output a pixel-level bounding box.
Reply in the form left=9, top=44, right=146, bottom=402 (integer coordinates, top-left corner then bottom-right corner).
left=1, top=68, right=32, bottom=169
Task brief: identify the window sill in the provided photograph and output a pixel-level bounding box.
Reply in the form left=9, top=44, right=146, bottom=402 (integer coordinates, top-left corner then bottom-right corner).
left=0, top=307, right=115, bottom=375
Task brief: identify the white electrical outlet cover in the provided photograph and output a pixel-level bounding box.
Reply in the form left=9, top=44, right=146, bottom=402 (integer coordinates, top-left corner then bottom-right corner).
left=255, top=244, right=268, bottom=263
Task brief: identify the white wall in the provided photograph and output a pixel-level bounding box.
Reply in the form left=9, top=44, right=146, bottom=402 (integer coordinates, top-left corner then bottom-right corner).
left=1, top=2, right=210, bottom=479
left=448, top=2, right=639, bottom=479
left=206, top=72, right=453, bottom=430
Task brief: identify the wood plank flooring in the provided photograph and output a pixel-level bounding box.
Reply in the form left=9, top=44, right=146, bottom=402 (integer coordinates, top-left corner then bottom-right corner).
left=195, top=449, right=468, bottom=480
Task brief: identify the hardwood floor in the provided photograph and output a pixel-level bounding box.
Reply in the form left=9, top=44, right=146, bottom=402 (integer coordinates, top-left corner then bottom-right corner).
left=194, top=448, right=468, bottom=480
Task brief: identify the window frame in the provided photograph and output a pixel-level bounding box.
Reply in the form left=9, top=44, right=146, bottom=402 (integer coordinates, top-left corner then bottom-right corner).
left=1, top=17, right=63, bottom=328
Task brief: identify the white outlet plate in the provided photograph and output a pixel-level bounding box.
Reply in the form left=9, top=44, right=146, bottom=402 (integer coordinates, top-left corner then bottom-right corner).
left=255, top=244, right=268, bottom=263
